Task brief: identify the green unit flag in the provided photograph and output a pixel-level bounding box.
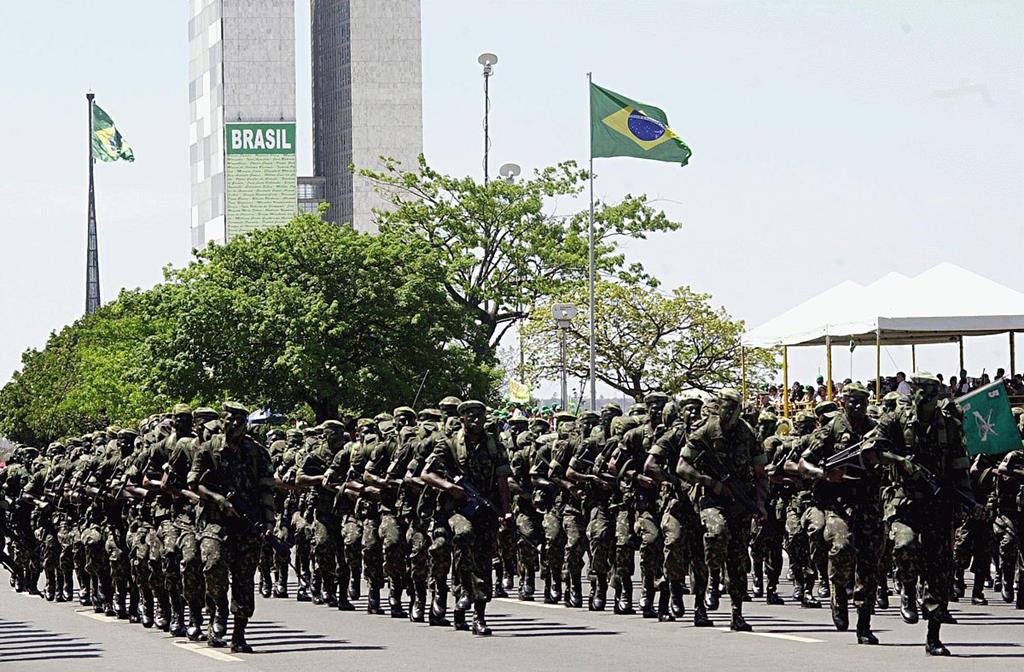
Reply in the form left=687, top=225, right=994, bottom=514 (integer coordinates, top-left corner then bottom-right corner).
left=958, top=381, right=1022, bottom=457
left=590, top=82, right=691, bottom=165
left=92, top=102, right=134, bottom=163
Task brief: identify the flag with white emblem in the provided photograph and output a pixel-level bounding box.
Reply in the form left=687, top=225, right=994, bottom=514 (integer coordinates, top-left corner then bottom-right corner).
left=958, top=381, right=1022, bottom=456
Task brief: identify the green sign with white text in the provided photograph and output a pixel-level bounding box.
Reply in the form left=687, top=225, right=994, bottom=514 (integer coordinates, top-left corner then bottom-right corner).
left=225, top=122, right=297, bottom=240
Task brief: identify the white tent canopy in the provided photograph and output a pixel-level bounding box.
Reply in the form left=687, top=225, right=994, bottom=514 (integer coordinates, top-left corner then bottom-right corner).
left=743, top=263, right=1024, bottom=348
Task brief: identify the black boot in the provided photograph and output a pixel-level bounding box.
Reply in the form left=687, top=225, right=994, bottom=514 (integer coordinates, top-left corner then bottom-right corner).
left=953, top=569, right=965, bottom=599
left=230, top=616, right=252, bottom=653
left=1001, top=568, right=1015, bottom=603
left=128, top=589, right=140, bottom=624
left=410, top=581, right=426, bottom=622
left=54, top=570, right=67, bottom=603
left=273, top=565, right=289, bottom=598
left=670, top=580, right=685, bottom=618
left=693, top=602, right=714, bottom=627
left=569, top=573, right=583, bottom=608
left=766, top=584, right=785, bottom=605
left=730, top=604, right=752, bottom=632
left=550, top=573, right=562, bottom=604
left=877, top=578, right=890, bottom=609
left=169, top=593, right=186, bottom=637
left=641, top=576, right=657, bottom=618
left=389, top=581, right=408, bottom=619
left=493, top=562, right=508, bottom=599
left=925, top=616, right=950, bottom=656
left=521, top=570, right=535, bottom=602
left=592, top=576, right=607, bottom=611
left=657, top=584, right=675, bottom=622
left=44, top=568, right=56, bottom=601
left=792, top=580, right=804, bottom=602
left=900, top=586, right=920, bottom=624
left=752, top=569, right=764, bottom=599
left=706, top=582, right=721, bottom=612
left=156, top=592, right=171, bottom=631
left=367, top=584, right=384, bottom=615
left=206, top=616, right=226, bottom=648
left=348, top=574, right=361, bottom=601
left=971, top=576, right=988, bottom=606
left=616, top=577, right=635, bottom=615
left=856, top=607, right=878, bottom=645
left=429, top=588, right=451, bottom=627
left=214, top=595, right=229, bottom=638
left=186, top=608, right=204, bottom=642
left=142, top=593, right=155, bottom=629
left=471, top=600, right=491, bottom=636
left=831, top=584, right=849, bottom=632
left=543, top=573, right=555, bottom=604
left=452, top=607, right=470, bottom=632
left=116, top=590, right=128, bottom=620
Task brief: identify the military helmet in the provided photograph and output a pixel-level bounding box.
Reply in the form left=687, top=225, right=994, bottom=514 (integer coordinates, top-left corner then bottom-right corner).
left=393, top=406, right=416, bottom=420
left=457, top=400, right=486, bottom=415
left=439, top=396, right=462, bottom=412
left=643, top=391, right=669, bottom=405
left=814, top=400, right=839, bottom=417
left=843, top=382, right=870, bottom=398
left=172, top=403, right=193, bottom=416
left=601, top=402, right=623, bottom=416
left=718, top=388, right=742, bottom=403
left=418, top=408, right=444, bottom=422
left=627, top=403, right=648, bottom=417
left=223, top=401, right=249, bottom=416
left=194, top=406, right=219, bottom=420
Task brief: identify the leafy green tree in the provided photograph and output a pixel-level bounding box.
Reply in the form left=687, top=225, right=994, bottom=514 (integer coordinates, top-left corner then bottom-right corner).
left=521, top=280, right=776, bottom=401
left=359, top=157, right=680, bottom=356
left=147, top=213, right=493, bottom=422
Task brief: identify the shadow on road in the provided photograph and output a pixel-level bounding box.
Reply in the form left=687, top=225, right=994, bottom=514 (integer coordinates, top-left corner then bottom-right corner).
left=243, top=619, right=384, bottom=655
left=0, top=617, right=103, bottom=664
left=486, top=612, right=620, bottom=638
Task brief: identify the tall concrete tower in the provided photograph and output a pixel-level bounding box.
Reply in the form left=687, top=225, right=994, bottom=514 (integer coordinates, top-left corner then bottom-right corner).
left=188, top=0, right=297, bottom=248
left=310, top=0, right=423, bottom=232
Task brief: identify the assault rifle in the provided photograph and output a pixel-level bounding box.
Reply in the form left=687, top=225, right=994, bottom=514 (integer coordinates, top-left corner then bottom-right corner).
left=820, top=435, right=886, bottom=474
left=911, top=461, right=982, bottom=512
left=453, top=475, right=539, bottom=554
left=694, top=450, right=763, bottom=517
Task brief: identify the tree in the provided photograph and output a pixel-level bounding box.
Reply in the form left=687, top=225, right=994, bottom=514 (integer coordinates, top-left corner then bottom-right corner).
left=146, top=213, right=494, bottom=422
left=521, top=280, right=776, bottom=401
left=359, top=157, right=681, bottom=357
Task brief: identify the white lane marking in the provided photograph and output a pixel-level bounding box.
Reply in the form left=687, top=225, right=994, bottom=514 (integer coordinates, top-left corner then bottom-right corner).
left=171, top=639, right=242, bottom=662
left=75, top=608, right=132, bottom=625
left=493, top=597, right=568, bottom=611
left=716, top=626, right=823, bottom=643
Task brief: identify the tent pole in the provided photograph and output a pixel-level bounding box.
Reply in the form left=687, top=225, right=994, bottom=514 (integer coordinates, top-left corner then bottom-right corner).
left=959, top=336, right=965, bottom=374
left=783, top=346, right=790, bottom=418
left=826, top=335, right=833, bottom=400
left=1011, top=332, right=1016, bottom=377
left=740, top=346, right=747, bottom=404
left=911, top=344, right=916, bottom=372
left=875, top=328, right=881, bottom=401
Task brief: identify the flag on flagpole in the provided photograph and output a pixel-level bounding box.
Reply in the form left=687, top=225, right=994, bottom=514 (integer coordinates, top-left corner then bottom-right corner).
left=508, top=380, right=532, bottom=404
left=590, top=82, right=691, bottom=165
left=91, top=102, right=135, bottom=163
left=958, top=381, right=1022, bottom=456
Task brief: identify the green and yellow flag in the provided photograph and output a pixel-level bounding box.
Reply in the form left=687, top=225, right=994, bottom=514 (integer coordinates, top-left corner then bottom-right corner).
left=92, top=102, right=134, bottom=163
left=958, top=381, right=1023, bottom=457
left=590, top=83, right=691, bottom=165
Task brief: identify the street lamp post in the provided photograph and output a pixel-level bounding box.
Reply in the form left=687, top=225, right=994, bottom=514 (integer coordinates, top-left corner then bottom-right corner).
left=552, top=303, right=578, bottom=411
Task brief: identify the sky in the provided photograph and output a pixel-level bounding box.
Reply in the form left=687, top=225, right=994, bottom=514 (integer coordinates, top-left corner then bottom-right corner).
left=0, top=1, right=1022, bottom=392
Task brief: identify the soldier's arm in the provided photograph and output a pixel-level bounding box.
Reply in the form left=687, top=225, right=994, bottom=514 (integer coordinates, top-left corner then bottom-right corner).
left=419, top=439, right=464, bottom=501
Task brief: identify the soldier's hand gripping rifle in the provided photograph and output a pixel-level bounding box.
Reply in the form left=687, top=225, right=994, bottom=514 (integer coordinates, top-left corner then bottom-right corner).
left=820, top=434, right=885, bottom=475
left=452, top=475, right=539, bottom=554
left=695, top=450, right=763, bottom=517
left=908, top=460, right=983, bottom=513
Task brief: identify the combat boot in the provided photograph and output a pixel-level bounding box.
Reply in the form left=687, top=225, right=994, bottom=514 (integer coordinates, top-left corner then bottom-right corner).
left=1001, top=567, right=1015, bottom=603
left=670, top=580, right=685, bottom=618
left=214, top=595, right=229, bottom=638
left=348, top=574, right=361, bottom=601
left=953, top=569, right=965, bottom=600
left=367, top=584, right=385, bottom=615
left=186, top=610, right=204, bottom=642
left=592, top=575, right=607, bottom=611
left=273, top=564, right=289, bottom=598
left=855, top=606, right=878, bottom=645
left=876, top=578, right=890, bottom=609
left=206, top=618, right=226, bottom=648
left=550, top=573, right=562, bottom=604
left=156, top=591, right=171, bottom=631
left=259, top=567, right=272, bottom=599
left=729, top=604, right=752, bottom=632
left=410, top=581, right=426, bottom=623
left=765, top=585, right=785, bottom=606
left=296, top=582, right=311, bottom=602
left=616, top=577, right=635, bottom=615
left=900, top=586, right=920, bottom=624
left=452, top=607, right=470, bottom=632
left=641, top=576, right=657, bottom=618
left=792, top=580, right=804, bottom=603
left=587, top=580, right=597, bottom=611
left=389, top=581, right=408, bottom=619
left=44, top=568, right=56, bottom=601
left=169, top=593, right=187, bottom=637
left=831, top=583, right=849, bottom=632
left=752, top=569, right=764, bottom=599
left=817, top=582, right=830, bottom=599
left=116, top=590, right=129, bottom=621
left=493, top=561, right=508, bottom=598
left=924, top=616, right=950, bottom=656
left=471, top=600, right=492, bottom=636
left=657, top=584, right=675, bottom=622
left=429, top=587, right=451, bottom=627
left=569, top=573, right=583, bottom=608
left=141, top=594, right=155, bottom=629
left=693, top=603, right=714, bottom=627
left=54, top=571, right=66, bottom=603
left=230, top=616, right=252, bottom=653
left=521, top=569, right=535, bottom=602
left=543, top=573, right=555, bottom=604
left=971, top=575, right=988, bottom=606
left=503, top=557, right=515, bottom=591
left=128, top=589, right=140, bottom=624
left=705, top=583, right=721, bottom=612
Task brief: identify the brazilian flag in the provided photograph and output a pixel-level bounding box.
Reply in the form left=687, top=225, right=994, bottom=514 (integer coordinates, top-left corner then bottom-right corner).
left=590, top=83, right=691, bottom=165
left=92, top=102, right=135, bottom=163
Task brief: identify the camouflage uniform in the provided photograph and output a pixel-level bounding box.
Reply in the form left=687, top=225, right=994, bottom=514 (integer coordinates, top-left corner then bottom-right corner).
left=992, top=450, right=1024, bottom=608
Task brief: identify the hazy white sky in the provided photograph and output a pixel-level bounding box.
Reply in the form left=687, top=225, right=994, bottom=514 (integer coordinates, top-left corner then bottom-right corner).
left=1, top=1, right=1021, bottom=389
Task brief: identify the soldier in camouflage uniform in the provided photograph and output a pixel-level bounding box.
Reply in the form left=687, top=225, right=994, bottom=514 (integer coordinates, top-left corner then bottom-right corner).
left=270, top=428, right=304, bottom=597
left=509, top=429, right=543, bottom=601
left=993, top=447, right=1024, bottom=608
left=750, top=410, right=785, bottom=604
left=422, top=401, right=461, bottom=626
left=678, top=388, right=767, bottom=632
left=422, top=400, right=513, bottom=636
left=189, top=402, right=276, bottom=652
left=878, top=372, right=980, bottom=656
left=800, top=382, right=884, bottom=644
left=953, top=451, right=998, bottom=605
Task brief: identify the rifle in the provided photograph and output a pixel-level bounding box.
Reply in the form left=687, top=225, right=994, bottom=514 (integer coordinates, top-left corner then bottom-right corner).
left=453, top=475, right=539, bottom=553
left=694, top=450, right=763, bottom=517
left=820, top=435, right=885, bottom=473
left=912, top=461, right=982, bottom=512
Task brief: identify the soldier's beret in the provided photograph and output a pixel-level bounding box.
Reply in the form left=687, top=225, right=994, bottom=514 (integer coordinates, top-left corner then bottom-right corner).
left=457, top=400, right=486, bottom=414
left=172, top=403, right=193, bottom=416
left=223, top=401, right=249, bottom=416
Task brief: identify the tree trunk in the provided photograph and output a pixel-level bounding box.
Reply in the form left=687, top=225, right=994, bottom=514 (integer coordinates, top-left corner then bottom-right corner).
left=308, top=398, right=339, bottom=423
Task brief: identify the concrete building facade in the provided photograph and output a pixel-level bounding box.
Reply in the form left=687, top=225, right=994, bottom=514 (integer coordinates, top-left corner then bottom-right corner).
left=188, top=0, right=297, bottom=248
left=311, top=0, right=423, bottom=232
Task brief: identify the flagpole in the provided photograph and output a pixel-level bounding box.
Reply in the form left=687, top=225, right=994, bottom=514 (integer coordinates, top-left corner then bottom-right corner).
left=587, top=72, right=597, bottom=412
left=85, top=92, right=101, bottom=315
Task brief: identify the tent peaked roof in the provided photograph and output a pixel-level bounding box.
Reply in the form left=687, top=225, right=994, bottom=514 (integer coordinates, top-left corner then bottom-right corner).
left=743, top=263, right=1024, bottom=348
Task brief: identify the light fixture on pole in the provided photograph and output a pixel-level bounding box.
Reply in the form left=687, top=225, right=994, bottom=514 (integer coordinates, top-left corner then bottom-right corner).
left=478, top=52, right=497, bottom=185
left=498, top=162, right=520, bottom=183
left=552, top=303, right=578, bottom=411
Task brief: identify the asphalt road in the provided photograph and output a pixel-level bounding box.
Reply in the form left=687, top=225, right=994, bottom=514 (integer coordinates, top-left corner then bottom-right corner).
left=1, top=570, right=1022, bottom=671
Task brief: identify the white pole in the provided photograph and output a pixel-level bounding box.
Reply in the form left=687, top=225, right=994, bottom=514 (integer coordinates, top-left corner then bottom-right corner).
left=587, top=72, right=597, bottom=411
